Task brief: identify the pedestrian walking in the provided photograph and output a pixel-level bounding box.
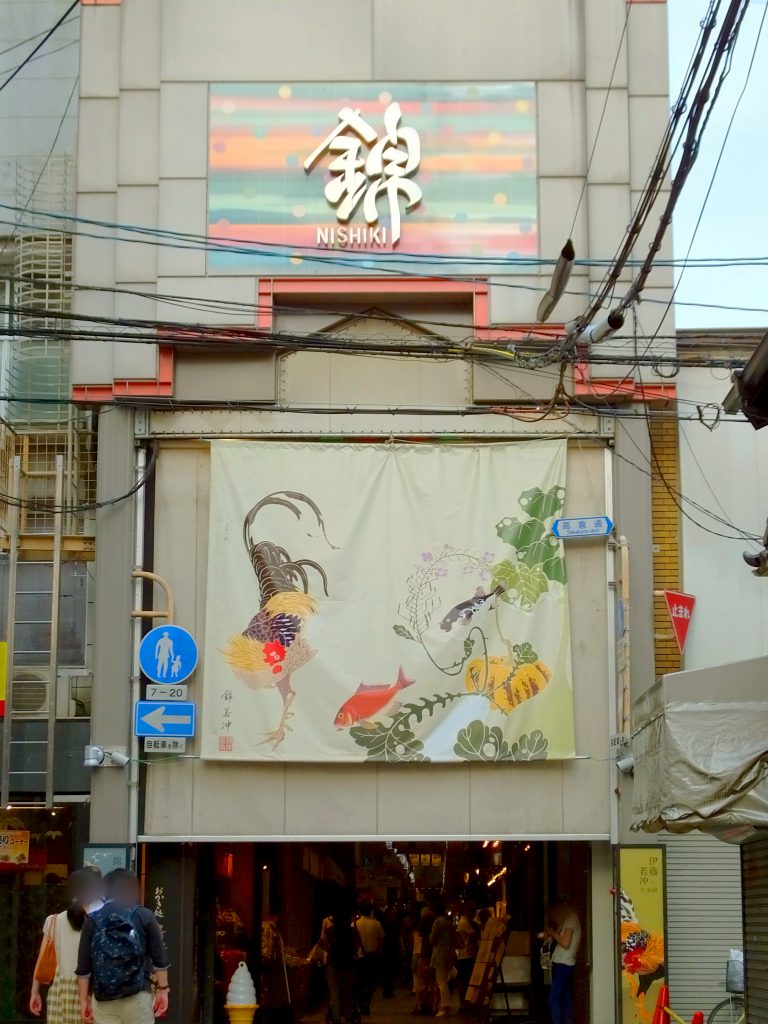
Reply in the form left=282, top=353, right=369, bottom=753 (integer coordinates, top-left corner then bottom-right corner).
left=545, top=901, right=581, bottom=1024
left=76, top=869, right=170, bottom=1024
left=30, top=870, right=105, bottom=1024
left=454, top=902, right=479, bottom=1010
left=322, top=902, right=361, bottom=1024
left=354, top=903, right=384, bottom=1016
left=429, top=900, right=457, bottom=1018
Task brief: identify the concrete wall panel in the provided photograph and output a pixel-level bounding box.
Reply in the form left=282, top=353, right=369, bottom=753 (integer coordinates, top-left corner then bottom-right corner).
left=79, top=7, right=120, bottom=98
left=119, top=0, right=161, bottom=90
left=628, top=2, right=669, bottom=97
left=118, top=91, right=160, bottom=185
left=77, top=99, right=119, bottom=191
left=157, top=179, right=207, bottom=277
left=190, top=763, right=287, bottom=836
left=160, top=0, right=373, bottom=81
left=679, top=370, right=768, bottom=669
left=281, top=352, right=469, bottom=408
left=374, top=0, right=584, bottom=81
left=629, top=95, right=669, bottom=191
left=585, top=88, right=630, bottom=185
left=115, top=185, right=159, bottom=282
left=72, top=192, right=118, bottom=287
left=586, top=183, right=632, bottom=283
left=155, top=276, right=258, bottom=325
left=537, top=81, right=586, bottom=178
left=160, top=83, right=209, bottom=180
left=584, top=0, right=628, bottom=89
left=538, top=177, right=588, bottom=264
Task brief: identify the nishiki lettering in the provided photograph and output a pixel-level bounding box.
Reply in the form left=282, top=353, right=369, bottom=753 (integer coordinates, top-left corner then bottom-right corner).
left=304, top=101, right=422, bottom=248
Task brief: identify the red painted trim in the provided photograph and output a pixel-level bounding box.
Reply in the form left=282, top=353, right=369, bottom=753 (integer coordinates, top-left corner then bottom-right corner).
left=574, top=362, right=676, bottom=402
left=257, top=279, right=274, bottom=332
left=72, top=385, right=117, bottom=402
left=264, top=276, right=479, bottom=296
left=71, top=277, right=570, bottom=401
left=259, top=275, right=565, bottom=343
left=73, top=345, right=174, bottom=402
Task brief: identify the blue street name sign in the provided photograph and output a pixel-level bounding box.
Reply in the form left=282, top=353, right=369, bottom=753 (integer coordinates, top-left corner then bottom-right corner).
left=139, top=624, right=198, bottom=684
left=552, top=516, right=613, bottom=540
left=134, top=700, right=196, bottom=738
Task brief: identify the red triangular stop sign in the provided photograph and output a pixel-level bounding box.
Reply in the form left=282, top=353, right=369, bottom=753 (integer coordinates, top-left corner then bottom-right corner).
left=664, top=590, right=696, bottom=653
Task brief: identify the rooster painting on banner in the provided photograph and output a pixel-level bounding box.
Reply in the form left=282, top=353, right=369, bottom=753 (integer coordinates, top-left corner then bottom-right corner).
left=202, top=440, right=576, bottom=763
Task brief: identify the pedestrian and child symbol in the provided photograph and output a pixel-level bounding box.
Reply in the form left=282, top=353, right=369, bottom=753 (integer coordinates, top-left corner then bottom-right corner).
left=140, top=625, right=198, bottom=685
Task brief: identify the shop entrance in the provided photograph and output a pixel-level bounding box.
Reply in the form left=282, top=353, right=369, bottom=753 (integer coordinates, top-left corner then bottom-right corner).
left=202, top=840, right=591, bottom=1024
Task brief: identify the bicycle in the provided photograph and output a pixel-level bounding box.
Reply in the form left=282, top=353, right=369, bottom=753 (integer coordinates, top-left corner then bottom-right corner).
left=707, top=994, right=745, bottom=1024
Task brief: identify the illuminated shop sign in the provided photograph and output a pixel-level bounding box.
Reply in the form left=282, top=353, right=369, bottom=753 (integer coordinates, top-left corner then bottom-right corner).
left=208, top=82, right=537, bottom=276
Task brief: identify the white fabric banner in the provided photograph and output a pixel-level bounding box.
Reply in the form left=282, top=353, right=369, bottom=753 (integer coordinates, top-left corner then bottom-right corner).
left=202, top=440, right=574, bottom=762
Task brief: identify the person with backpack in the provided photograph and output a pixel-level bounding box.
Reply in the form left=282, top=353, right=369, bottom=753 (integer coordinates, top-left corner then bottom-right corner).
left=75, top=869, right=170, bottom=1024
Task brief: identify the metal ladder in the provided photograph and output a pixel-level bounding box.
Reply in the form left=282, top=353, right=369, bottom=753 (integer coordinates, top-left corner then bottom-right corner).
left=1, top=455, right=64, bottom=807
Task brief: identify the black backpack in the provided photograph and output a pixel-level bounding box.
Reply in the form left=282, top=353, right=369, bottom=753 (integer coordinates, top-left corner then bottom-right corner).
left=89, top=905, right=147, bottom=1001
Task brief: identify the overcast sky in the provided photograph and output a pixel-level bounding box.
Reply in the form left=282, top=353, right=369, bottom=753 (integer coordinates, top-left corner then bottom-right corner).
left=668, top=0, right=768, bottom=330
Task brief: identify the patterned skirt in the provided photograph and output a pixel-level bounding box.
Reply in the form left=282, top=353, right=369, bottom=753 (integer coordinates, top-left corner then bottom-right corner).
left=46, top=974, right=80, bottom=1024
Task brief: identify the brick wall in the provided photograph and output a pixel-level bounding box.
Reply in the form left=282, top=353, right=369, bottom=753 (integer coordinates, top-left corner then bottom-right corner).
left=650, top=415, right=682, bottom=676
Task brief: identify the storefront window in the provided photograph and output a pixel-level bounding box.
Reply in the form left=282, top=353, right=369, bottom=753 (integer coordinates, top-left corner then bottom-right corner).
left=0, top=803, right=89, bottom=1020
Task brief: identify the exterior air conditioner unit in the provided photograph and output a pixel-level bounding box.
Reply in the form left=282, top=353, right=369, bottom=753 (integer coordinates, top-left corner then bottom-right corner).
left=10, top=669, right=50, bottom=715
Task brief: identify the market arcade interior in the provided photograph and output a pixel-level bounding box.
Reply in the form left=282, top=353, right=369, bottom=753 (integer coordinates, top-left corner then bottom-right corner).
left=200, top=839, right=591, bottom=1022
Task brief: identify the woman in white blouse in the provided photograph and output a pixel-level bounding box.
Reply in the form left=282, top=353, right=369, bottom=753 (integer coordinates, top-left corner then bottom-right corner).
left=29, top=870, right=104, bottom=1024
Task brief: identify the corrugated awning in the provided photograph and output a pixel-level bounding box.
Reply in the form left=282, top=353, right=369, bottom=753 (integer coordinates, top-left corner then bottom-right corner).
left=631, top=655, right=768, bottom=837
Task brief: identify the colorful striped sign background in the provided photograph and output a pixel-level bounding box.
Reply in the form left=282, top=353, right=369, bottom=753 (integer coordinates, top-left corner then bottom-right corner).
left=208, top=82, right=538, bottom=276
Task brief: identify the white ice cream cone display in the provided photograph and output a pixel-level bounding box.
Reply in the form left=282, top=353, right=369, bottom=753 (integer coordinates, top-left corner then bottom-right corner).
left=225, top=961, right=258, bottom=1024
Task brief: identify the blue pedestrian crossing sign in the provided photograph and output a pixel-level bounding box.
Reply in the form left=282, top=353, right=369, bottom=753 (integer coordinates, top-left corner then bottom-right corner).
left=134, top=700, right=196, bottom=738
left=139, top=625, right=198, bottom=684
left=552, top=516, right=613, bottom=539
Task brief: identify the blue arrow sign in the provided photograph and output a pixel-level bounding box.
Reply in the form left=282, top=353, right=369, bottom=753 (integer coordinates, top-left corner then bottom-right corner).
left=139, top=624, right=198, bottom=684
left=552, top=516, right=613, bottom=539
left=134, top=700, right=196, bottom=738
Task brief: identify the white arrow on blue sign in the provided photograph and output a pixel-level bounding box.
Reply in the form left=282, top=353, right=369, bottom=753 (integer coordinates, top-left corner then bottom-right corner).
left=139, top=624, right=198, bottom=684
left=552, top=516, right=613, bottom=539
left=134, top=700, right=196, bottom=738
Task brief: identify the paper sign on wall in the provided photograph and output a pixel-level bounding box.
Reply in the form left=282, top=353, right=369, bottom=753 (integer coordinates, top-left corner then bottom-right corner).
left=0, top=830, right=29, bottom=864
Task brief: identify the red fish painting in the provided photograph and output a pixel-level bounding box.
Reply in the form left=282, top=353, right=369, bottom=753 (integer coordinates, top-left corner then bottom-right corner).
left=334, top=667, right=416, bottom=728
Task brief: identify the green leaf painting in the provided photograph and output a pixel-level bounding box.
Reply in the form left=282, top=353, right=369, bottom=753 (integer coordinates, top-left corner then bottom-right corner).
left=495, top=484, right=567, bottom=590
left=491, top=560, right=549, bottom=610
left=496, top=516, right=544, bottom=550
left=349, top=718, right=427, bottom=762
left=392, top=624, right=416, bottom=642
left=349, top=693, right=463, bottom=762
left=454, top=722, right=550, bottom=762
left=518, top=486, right=565, bottom=521
left=509, top=730, right=549, bottom=760
left=512, top=642, right=538, bottom=666
left=454, top=721, right=514, bottom=761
